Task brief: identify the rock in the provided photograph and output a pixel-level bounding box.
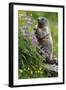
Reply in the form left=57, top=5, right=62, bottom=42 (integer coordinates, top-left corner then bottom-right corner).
left=42, top=63, right=58, bottom=77
left=43, top=64, right=58, bottom=73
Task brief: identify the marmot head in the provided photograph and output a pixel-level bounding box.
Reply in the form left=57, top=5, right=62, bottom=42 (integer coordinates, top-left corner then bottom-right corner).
left=38, top=17, right=48, bottom=28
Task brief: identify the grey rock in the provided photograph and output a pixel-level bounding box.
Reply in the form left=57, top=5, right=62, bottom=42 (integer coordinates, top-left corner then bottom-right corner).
left=43, top=64, right=58, bottom=73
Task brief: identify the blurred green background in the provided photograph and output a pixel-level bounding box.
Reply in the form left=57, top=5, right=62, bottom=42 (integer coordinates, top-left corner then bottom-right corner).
left=18, top=10, right=58, bottom=79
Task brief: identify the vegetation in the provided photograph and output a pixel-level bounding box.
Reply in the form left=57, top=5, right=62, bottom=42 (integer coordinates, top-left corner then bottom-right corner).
left=18, top=10, right=58, bottom=79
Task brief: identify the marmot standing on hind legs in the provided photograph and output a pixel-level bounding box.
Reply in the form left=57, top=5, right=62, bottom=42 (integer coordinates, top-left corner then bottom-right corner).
left=34, top=17, right=53, bottom=62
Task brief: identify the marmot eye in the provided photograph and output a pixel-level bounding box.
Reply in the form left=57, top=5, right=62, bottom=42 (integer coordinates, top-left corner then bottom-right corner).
left=41, top=18, right=44, bottom=21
